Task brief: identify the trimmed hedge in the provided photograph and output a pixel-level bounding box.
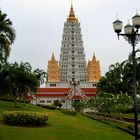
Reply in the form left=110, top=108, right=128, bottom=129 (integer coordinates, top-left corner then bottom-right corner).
left=60, top=109, right=77, bottom=116
left=0, top=98, right=29, bottom=104
left=37, top=104, right=56, bottom=110
left=2, top=111, right=48, bottom=126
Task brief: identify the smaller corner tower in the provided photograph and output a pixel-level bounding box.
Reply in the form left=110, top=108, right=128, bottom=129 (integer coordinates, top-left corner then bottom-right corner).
left=87, top=53, right=101, bottom=82
left=47, top=52, right=60, bottom=82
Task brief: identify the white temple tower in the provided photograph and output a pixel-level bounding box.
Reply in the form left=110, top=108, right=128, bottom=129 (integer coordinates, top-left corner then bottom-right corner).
left=59, top=3, right=87, bottom=82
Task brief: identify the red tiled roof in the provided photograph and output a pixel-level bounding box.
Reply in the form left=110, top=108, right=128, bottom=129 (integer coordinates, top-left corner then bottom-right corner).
left=25, top=96, right=33, bottom=100
left=34, top=88, right=97, bottom=98
left=35, top=94, right=66, bottom=97
left=37, top=88, right=71, bottom=92
left=37, top=88, right=97, bottom=93
left=81, top=88, right=96, bottom=92
left=34, top=93, right=96, bottom=97
left=70, top=94, right=96, bottom=99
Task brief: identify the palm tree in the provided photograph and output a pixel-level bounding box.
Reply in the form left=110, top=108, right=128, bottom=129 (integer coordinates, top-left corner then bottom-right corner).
left=16, top=62, right=32, bottom=99
left=136, top=50, right=140, bottom=95
left=108, top=62, right=123, bottom=94
left=0, top=10, right=16, bottom=62
left=33, top=68, right=46, bottom=84
left=121, top=59, right=133, bottom=95
left=0, top=62, right=11, bottom=97
left=98, top=62, right=123, bottom=94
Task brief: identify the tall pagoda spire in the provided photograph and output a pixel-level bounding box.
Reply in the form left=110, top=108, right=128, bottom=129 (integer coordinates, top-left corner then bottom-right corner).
left=67, top=1, right=77, bottom=22
left=60, top=2, right=87, bottom=82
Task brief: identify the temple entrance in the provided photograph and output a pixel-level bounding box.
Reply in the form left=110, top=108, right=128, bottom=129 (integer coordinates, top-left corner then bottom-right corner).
left=74, top=100, right=80, bottom=103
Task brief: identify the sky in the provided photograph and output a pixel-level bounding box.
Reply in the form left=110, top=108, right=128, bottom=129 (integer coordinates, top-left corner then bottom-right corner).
left=0, top=0, right=140, bottom=76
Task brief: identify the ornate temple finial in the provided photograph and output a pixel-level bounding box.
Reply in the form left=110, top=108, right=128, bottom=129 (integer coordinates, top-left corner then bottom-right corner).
left=51, top=52, right=55, bottom=60
left=67, top=1, right=77, bottom=22
left=71, top=0, right=74, bottom=11
left=92, top=53, right=96, bottom=60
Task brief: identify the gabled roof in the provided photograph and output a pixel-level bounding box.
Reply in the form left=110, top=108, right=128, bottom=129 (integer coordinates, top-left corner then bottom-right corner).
left=81, top=88, right=96, bottom=92
left=35, top=94, right=66, bottom=97
left=37, top=88, right=96, bottom=93
left=37, top=88, right=71, bottom=92
left=34, top=93, right=96, bottom=97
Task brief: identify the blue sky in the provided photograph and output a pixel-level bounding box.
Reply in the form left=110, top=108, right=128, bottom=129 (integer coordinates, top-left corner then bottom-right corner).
left=0, top=0, right=140, bottom=75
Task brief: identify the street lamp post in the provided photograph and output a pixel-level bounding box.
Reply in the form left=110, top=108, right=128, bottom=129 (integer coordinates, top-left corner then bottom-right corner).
left=113, top=12, right=140, bottom=140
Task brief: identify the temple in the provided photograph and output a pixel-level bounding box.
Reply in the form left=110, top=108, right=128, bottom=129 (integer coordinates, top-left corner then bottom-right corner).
left=28, top=3, right=101, bottom=109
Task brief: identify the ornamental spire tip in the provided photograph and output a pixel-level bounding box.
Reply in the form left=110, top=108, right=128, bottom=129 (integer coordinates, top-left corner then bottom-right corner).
left=67, top=1, right=77, bottom=22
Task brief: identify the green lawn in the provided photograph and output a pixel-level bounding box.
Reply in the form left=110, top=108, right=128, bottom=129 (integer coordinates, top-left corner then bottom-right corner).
left=0, top=100, right=134, bottom=140
left=119, top=113, right=140, bottom=119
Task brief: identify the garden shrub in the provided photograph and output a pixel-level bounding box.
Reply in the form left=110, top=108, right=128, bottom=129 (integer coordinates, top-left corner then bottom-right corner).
left=0, top=97, right=29, bottom=104
left=53, top=100, right=62, bottom=109
left=0, top=97, right=13, bottom=102
left=37, top=104, right=56, bottom=110
left=127, top=124, right=134, bottom=131
left=2, top=111, right=48, bottom=126
left=60, top=109, right=77, bottom=116
left=88, top=92, right=133, bottom=114
left=16, top=99, right=29, bottom=104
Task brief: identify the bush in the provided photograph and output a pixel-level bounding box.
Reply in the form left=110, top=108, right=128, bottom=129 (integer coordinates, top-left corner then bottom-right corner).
left=2, top=111, right=48, bottom=126
left=16, top=99, right=29, bottom=104
left=37, top=104, right=56, bottom=110
left=72, top=102, right=84, bottom=112
left=60, top=109, right=77, bottom=116
left=0, top=97, right=13, bottom=102
left=0, top=97, right=29, bottom=104
left=88, top=92, right=133, bottom=114
left=53, top=100, right=62, bottom=108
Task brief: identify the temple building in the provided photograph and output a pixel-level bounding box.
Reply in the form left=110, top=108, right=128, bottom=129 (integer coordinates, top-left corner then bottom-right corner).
left=28, top=3, right=101, bottom=109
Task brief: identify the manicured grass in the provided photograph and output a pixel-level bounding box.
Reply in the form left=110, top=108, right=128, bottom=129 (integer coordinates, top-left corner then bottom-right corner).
left=0, top=100, right=134, bottom=140
left=84, top=112, right=140, bottom=135
left=118, top=113, right=140, bottom=120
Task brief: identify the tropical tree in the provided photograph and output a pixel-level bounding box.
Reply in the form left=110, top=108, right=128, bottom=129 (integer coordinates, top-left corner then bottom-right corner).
left=0, top=9, right=16, bottom=100
left=33, top=68, right=46, bottom=84
left=0, top=62, right=11, bottom=97
left=87, top=92, right=133, bottom=114
left=0, top=61, right=46, bottom=107
left=136, top=50, right=140, bottom=95
left=97, top=52, right=140, bottom=96
left=15, top=62, right=35, bottom=100
left=0, top=9, right=16, bottom=62
left=97, top=62, right=123, bottom=94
